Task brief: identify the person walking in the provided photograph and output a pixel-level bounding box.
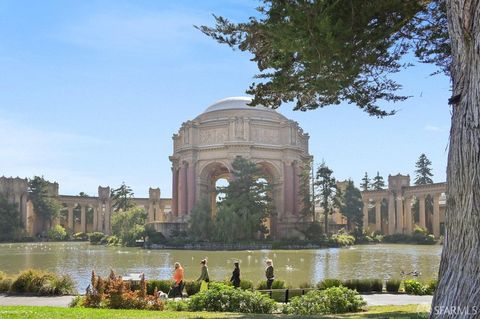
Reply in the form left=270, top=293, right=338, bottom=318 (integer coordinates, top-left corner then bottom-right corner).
left=230, top=261, right=240, bottom=288
left=265, top=259, right=274, bottom=289
left=197, top=259, right=210, bottom=292
left=170, top=262, right=184, bottom=298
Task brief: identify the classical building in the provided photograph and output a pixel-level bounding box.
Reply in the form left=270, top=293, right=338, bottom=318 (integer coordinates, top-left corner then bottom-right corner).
left=169, top=97, right=312, bottom=239
left=0, top=176, right=171, bottom=236
left=361, top=174, right=446, bottom=237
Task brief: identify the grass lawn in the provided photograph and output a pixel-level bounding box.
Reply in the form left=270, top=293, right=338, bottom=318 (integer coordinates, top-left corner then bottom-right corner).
left=0, top=305, right=429, bottom=319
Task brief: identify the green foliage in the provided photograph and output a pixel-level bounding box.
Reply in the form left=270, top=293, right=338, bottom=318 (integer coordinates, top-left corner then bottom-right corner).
left=9, top=269, right=76, bottom=295
left=28, top=176, right=62, bottom=226
left=383, top=227, right=437, bottom=244
left=256, top=280, right=285, bottom=290
left=187, top=282, right=276, bottom=314
left=0, top=277, right=13, bottom=292
left=298, top=159, right=314, bottom=219
left=404, top=279, right=427, bottom=295
left=188, top=197, right=214, bottom=241
left=214, top=156, right=272, bottom=242
left=330, top=233, right=355, bottom=246
left=315, top=162, right=338, bottom=234
left=111, top=207, right=147, bottom=246
left=317, top=279, right=343, bottom=290
left=371, top=172, right=386, bottom=190
left=0, top=194, right=23, bottom=241
left=88, top=232, right=105, bottom=244
left=165, top=300, right=189, bottom=311
left=302, top=221, right=324, bottom=240
left=414, top=154, right=434, bottom=185
left=386, top=279, right=401, bottom=293
left=338, top=180, right=364, bottom=232
left=283, top=286, right=366, bottom=315
left=184, top=280, right=201, bottom=296
left=239, top=280, right=254, bottom=290
left=111, top=182, right=135, bottom=212
left=47, top=225, right=67, bottom=241
left=73, top=232, right=88, bottom=241
left=342, top=279, right=382, bottom=293
left=424, top=279, right=438, bottom=295
left=146, top=280, right=175, bottom=295
left=360, top=173, right=370, bottom=192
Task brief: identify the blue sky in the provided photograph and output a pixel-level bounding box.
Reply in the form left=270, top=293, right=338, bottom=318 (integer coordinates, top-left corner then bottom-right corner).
left=0, top=0, right=451, bottom=197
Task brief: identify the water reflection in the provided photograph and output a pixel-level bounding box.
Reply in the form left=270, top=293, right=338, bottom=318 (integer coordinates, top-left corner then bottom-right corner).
left=0, top=242, right=441, bottom=291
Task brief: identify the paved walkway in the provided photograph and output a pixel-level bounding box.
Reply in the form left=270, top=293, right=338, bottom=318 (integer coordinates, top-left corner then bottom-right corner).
left=0, top=293, right=432, bottom=308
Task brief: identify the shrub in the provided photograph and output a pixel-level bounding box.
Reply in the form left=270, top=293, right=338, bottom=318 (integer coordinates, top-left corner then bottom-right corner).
left=47, top=225, right=67, bottom=241
left=317, top=279, right=343, bottom=290
left=424, top=279, right=438, bottom=295
left=146, top=280, right=174, bottom=295
left=0, top=277, right=13, bottom=292
left=370, top=279, right=383, bottom=293
left=256, top=280, right=285, bottom=290
left=299, top=282, right=314, bottom=289
left=386, top=279, right=401, bottom=293
left=283, top=286, right=366, bottom=315
left=165, top=300, right=189, bottom=311
left=404, top=279, right=427, bottom=295
left=88, top=232, right=105, bottom=245
left=342, top=279, right=382, bottom=293
left=239, top=279, right=254, bottom=290
left=184, top=280, right=201, bottom=296
left=330, top=234, right=355, bottom=246
left=105, top=235, right=121, bottom=246
left=188, top=282, right=276, bottom=314
left=9, top=269, right=75, bottom=295
left=69, top=295, right=84, bottom=308
left=73, top=232, right=88, bottom=241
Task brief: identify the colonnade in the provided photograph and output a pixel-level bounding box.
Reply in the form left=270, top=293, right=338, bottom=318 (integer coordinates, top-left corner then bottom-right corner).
left=362, top=184, right=445, bottom=237
left=171, top=160, right=196, bottom=219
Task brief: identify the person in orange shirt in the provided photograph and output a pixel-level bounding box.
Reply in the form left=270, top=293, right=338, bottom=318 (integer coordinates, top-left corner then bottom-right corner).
left=171, top=262, right=184, bottom=298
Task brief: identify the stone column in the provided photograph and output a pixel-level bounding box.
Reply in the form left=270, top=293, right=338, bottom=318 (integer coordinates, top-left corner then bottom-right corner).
left=404, top=196, right=413, bottom=234
left=395, top=196, right=404, bottom=234
left=293, top=162, right=301, bottom=215
left=363, top=200, right=369, bottom=231
left=375, top=200, right=382, bottom=232
left=283, top=161, right=294, bottom=216
left=80, top=206, right=86, bottom=233
left=388, top=194, right=395, bottom=235
left=172, top=167, right=178, bottom=216
left=67, top=205, right=74, bottom=231
left=178, top=163, right=188, bottom=217
left=419, top=195, right=426, bottom=228
left=433, top=193, right=441, bottom=237
left=187, top=162, right=196, bottom=214
left=92, top=208, right=98, bottom=232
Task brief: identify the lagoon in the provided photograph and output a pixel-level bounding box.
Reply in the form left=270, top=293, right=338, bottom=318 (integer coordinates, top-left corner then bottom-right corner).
left=0, top=242, right=441, bottom=292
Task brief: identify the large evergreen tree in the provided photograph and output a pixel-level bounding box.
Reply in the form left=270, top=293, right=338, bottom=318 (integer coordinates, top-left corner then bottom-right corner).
left=360, top=172, right=370, bottom=192
left=339, top=180, right=364, bottom=233
left=28, top=176, right=61, bottom=228
left=0, top=194, right=22, bottom=241
left=371, top=172, right=386, bottom=190
left=298, top=159, right=314, bottom=220
left=199, top=0, right=480, bottom=309
left=111, top=182, right=135, bottom=212
left=214, top=156, right=272, bottom=242
left=414, top=153, right=434, bottom=185
left=188, top=196, right=214, bottom=241
left=315, top=162, right=338, bottom=234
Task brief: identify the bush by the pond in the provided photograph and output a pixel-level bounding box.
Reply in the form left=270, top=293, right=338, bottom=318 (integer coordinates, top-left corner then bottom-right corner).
left=386, top=279, right=401, bottom=293
left=88, top=232, right=105, bottom=245
left=330, top=234, right=356, bottom=246
left=188, top=282, right=276, bottom=314
left=82, top=270, right=164, bottom=310
left=73, top=232, right=89, bottom=241
left=404, top=279, right=437, bottom=295
left=424, top=279, right=438, bottom=295
left=283, top=286, right=366, bottom=315
left=184, top=280, right=201, bottom=296
left=383, top=226, right=437, bottom=245
left=256, top=280, right=286, bottom=290
left=47, top=225, right=67, bottom=241
left=342, top=279, right=383, bottom=293
left=317, top=278, right=343, bottom=290
left=146, top=280, right=174, bottom=295
left=9, top=269, right=76, bottom=295
left=165, top=300, right=189, bottom=311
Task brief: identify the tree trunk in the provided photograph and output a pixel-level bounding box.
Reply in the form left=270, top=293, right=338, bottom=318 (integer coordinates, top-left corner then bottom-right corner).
left=431, top=1, right=480, bottom=318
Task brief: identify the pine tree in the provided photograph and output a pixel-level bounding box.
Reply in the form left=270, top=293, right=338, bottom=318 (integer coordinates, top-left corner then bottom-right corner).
left=414, top=153, right=434, bottom=185
left=111, top=182, right=135, bottom=212
left=371, top=172, right=386, bottom=190
left=188, top=196, right=214, bottom=241
left=215, top=156, right=272, bottom=242
left=339, top=180, right=364, bottom=233
left=315, top=162, right=338, bottom=235
left=298, top=159, right=314, bottom=220
left=28, top=176, right=61, bottom=228
left=360, top=172, right=370, bottom=191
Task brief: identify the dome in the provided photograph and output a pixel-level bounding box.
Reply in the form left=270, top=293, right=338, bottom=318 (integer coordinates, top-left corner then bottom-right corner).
left=203, top=97, right=276, bottom=114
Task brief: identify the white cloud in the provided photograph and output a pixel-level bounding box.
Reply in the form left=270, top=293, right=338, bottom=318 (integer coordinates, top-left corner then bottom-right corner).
left=424, top=125, right=443, bottom=132
left=52, top=8, right=211, bottom=55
